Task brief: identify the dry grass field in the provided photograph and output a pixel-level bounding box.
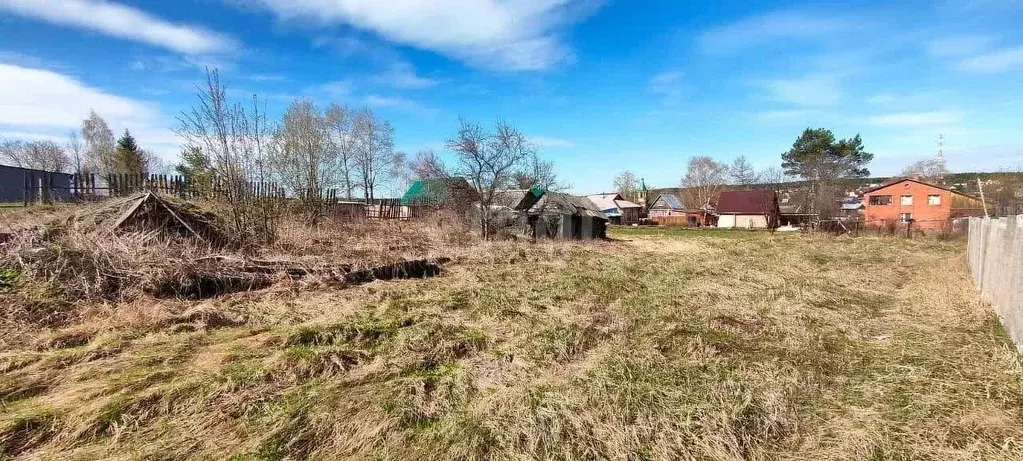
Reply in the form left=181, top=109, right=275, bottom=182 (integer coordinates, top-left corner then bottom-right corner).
left=1, top=216, right=1021, bottom=460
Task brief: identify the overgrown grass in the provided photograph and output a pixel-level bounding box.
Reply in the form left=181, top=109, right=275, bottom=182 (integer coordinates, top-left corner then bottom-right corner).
left=0, top=230, right=1020, bottom=460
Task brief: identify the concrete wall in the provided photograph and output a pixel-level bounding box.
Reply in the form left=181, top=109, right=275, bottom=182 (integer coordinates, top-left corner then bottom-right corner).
left=968, top=215, right=1023, bottom=348
left=718, top=214, right=768, bottom=229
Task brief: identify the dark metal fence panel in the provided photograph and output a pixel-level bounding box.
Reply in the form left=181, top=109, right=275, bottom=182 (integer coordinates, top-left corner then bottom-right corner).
left=0, top=165, right=73, bottom=203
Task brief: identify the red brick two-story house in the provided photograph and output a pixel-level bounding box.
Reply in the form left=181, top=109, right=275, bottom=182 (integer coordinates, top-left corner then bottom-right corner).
left=862, top=178, right=985, bottom=229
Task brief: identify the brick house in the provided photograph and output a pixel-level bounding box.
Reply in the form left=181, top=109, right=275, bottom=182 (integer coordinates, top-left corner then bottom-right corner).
left=862, top=178, right=985, bottom=229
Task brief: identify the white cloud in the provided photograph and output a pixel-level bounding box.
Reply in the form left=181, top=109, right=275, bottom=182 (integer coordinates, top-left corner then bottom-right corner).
left=363, top=94, right=438, bottom=116
left=867, top=111, right=961, bottom=127
left=926, top=34, right=998, bottom=57
left=372, top=61, right=438, bottom=89
left=0, top=63, right=179, bottom=160
left=0, top=0, right=235, bottom=55
left=529, top=136, right=574, bottom=148
left=698, top=10, right=857, bottom=53
left=958, top=46, right=1023, bottom=72
left=244, top=0, right=601, bottom=70
left=315, top=80, right=354, bottom=98
left=758, top=73, right=842, bottom=106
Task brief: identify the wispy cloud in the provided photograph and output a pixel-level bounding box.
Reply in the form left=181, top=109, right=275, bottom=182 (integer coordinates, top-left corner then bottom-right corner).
left=245, top=73, right=288, bottom=82
left=757, top=72, right=843, bottom=106
left=0, top=0, right=236, bottom=55
left=926, top=34, right=998, bottom=57
left=866, top=93, right=897, bottom=105
left=957, top=45, right=1023, bottom=73
left=867, top=111, right=961, bottom=127
left=529, top=136, right=574, bottom=148
left=242, top=0, right=602, bottom=70
left=372, top=61, right=438, bottom=89
left=649, top=69, right=683, bottom=101
left=364, top=94, right=438, bottom=116
left=698, top=10, right=859, bottom=53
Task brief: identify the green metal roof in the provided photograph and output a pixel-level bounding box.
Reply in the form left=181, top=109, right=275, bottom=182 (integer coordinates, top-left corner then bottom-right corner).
left=400, top=177, right=472, bottom=205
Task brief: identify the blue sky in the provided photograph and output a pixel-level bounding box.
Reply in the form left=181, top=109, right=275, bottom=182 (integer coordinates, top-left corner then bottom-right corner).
left=1, top=0, right=1022, bottom=194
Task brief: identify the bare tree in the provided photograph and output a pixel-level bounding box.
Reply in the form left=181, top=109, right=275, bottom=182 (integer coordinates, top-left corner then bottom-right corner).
left=324, top=102, right=358, bottom=199
left=176, top=68, right=275, bottom=240
left=681, top=156, right=726, bottom=210
left=354, top=109, right=394, bottom=201
left=902, top=157, right=948, bottom=182
left=613, top=171, right=639, bottom=201
left=447, top=118, right=531, bottom=238
left=81, top=110, right=115, bottom=175
left=758, top=166, right=787, bottom=186
left=728, top=155, right=759, bottom=186
left=514, top=151, right=567, bottom=191
left=410, top=149, right=448, bottom=180
left=0, top=139, right=71, bottom=172
left=66, top=131, right=85, bottom=174
left=271, top=98, right=334, bottom=197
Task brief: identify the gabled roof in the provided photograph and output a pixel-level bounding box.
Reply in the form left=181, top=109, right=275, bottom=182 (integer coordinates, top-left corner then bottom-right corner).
left=530, top=192, right=606, bottom=219
left=716, top=189, right=778, bottom=214
left=861, top=177, right=981, bottom=200
left=650, top=193, right=684, bottom=210
left=585, top=193, right=642, bottom=211
left=491, top=188, right=545, bottom=211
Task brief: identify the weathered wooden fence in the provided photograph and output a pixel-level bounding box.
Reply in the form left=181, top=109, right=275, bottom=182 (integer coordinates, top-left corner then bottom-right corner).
left=967, top=215, right=1023, bottom=348
left=24, top=172, right=430, bottom=220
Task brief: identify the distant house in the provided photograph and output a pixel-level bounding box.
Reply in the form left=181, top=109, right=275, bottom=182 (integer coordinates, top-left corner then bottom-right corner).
left=862, top=178, right=985, bottom=229
left=648, top=193, right=685, bottom=218
left=400, top=177, right=477, bottom=210
left=586, top=193, right=642, bottom=225
left=840, top=197, right=865, bottom=217
left=716, top=189, right=780, bottom=229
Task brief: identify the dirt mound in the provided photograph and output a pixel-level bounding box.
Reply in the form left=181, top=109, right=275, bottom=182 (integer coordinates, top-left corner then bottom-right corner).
left=64, top=193, right=232, bottom=248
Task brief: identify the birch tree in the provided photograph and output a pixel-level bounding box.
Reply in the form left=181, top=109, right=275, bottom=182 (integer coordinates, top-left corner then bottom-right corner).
left=354, top=109, right=394, bottom=201
left=81, top=111, right=115, bottom=175
left=272, top=98, right=334, bottom=197
left=324, top=103, right=358, bottom=198
left=681, top=156, right=727, bottom=210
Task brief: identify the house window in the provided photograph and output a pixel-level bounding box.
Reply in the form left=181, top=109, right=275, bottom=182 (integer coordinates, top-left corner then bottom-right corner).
left=900, top=213, right=913, bottom=223
left=869, top=195, right=892, bottom=205
left=900, top=195, right=913, bottom=205
left=928, top=194, right=941, bottom=205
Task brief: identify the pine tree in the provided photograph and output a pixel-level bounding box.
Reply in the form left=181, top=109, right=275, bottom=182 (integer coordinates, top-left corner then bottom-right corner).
left=113, top=130, right=148, bottom=175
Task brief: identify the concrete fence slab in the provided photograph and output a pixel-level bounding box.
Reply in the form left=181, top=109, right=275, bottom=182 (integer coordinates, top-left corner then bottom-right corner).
left=968, top=215, right=1023, bottom=348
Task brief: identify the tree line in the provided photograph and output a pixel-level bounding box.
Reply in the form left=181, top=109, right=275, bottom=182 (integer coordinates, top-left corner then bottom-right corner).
left=0, top=112, right=158, bottom=176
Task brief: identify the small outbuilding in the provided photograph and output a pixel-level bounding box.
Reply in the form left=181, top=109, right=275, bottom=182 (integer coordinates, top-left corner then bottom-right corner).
left=531, top=193, right=608, bottom=239
left=716, top=189, right=780, bottom=229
